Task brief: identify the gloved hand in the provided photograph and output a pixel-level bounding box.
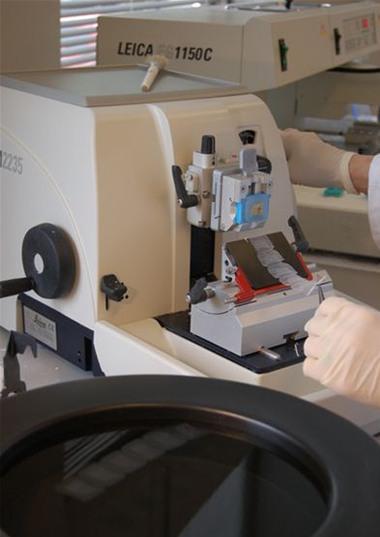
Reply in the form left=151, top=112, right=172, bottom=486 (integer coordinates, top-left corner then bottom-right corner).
left=281, top=129, right=357, bottom=193
left=303, top=296, right=380, bottom=407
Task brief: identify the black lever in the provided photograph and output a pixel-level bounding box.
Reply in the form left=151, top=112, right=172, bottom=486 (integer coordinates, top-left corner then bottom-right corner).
left=257, top=156, right=272, bottom=174
left=186, top=277, right=215, bottom=305
left=334, top=28, right=342, bottom=55
left=201, top=135, right=215, bottom=154
left=172, top=165, right=198, bottom=209
left=239, top=129, right=256, bottom=145
left=288, top=215, right=309, bottom=253
left=0, top=277, right=34, bottom=299
left=100, top=274, right=128, bottom=310
left=1, top=331, right=37, bottom=398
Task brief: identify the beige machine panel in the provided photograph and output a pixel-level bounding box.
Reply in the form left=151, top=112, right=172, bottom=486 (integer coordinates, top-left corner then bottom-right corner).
left=294, top=185, right=379, bottom=258
left=242, top=11, right=333, bottom=90
left=97, top=13, right=244, bottom=82
left=328, top=4, right=380, bottom=63
left=0, top=66, right=245, bottom=107
left=97, top=3, right=380, bottom=91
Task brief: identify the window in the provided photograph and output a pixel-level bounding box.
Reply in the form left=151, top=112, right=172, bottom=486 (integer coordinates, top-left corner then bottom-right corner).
left=60, top=0, right=208, bottom=68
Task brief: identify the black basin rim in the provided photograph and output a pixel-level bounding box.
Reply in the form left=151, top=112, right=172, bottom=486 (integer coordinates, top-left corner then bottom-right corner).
left=1, top=375, right=380, bottom=537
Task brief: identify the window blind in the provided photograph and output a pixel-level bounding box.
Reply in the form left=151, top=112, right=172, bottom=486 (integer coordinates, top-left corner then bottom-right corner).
left=61, top=0, right=208, bottom=68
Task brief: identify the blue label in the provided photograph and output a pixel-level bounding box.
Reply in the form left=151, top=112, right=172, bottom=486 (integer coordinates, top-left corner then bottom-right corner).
left=234, top=193, right=270, bottom=226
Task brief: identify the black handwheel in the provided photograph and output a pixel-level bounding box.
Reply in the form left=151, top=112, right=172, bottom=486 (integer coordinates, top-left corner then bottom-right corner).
left=21, top=223, right=76, bottom=298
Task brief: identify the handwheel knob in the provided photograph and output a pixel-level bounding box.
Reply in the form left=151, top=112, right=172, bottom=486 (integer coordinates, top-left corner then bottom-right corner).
left=22, top=223, right=76, bottom=298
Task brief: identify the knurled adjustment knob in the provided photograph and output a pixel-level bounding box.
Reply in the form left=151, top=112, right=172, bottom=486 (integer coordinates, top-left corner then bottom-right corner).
left=239, top=130, right=256, bottom=145
left=201, top=135, right=216, bottom=155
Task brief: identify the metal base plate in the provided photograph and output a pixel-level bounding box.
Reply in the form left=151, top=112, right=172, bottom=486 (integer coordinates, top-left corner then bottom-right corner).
left=155, top=310, right=305, bottom=374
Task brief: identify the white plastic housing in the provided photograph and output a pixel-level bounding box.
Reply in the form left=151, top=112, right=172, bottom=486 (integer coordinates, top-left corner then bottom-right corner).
left=0, top=91, right=294, bottom=334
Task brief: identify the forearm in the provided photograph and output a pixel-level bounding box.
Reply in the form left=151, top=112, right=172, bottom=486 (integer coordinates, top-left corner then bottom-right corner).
left=281, top=129, right=374, bottom=194
left=349, top=154, right=374, bottom=194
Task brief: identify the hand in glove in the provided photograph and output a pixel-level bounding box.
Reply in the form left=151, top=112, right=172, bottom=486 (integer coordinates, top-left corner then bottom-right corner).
left=281, top=129, right=372, bottom=194
left=303, top=296, right=380, bottom=407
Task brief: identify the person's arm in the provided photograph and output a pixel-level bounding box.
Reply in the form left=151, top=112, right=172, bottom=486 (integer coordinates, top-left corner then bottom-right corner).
left=281, top=128, right=374, bottom=194
left=281, top=128, right=380, bottom=248
left=281, top=130, right=380, bottom=407
left=349, top=154, right=374, bottom=194
left=303, top=297, right=380, bottom=408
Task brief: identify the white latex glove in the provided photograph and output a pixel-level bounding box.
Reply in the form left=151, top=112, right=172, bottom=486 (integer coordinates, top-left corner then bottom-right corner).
left=303, top=297, right=380, bottom=407
left=281, top=128, right=357, bottom=193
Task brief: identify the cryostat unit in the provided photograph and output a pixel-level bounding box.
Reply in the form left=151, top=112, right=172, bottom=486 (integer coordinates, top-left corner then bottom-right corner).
left=1, top=67, right=379, bottom=433
left=97, top=2, right=380, bottom=91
